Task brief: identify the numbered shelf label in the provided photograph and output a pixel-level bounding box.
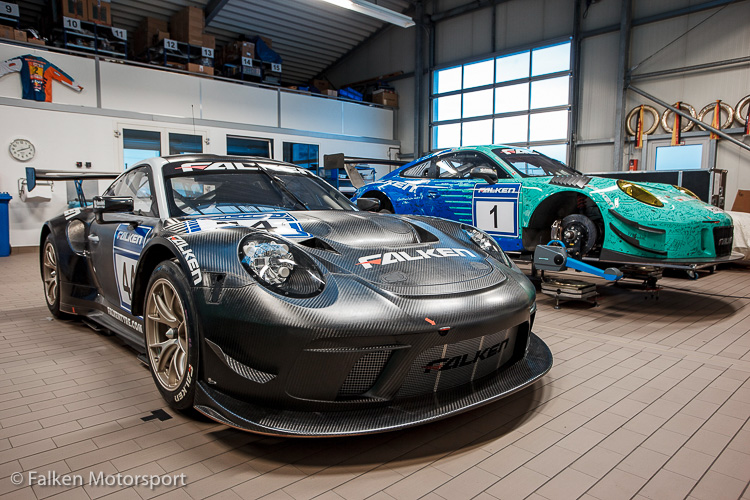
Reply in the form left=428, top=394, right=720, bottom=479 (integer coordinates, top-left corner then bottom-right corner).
left=201, top=47, right=214, bottom=58
left=241, top=56, right=253, bottom=67
left=163, top=38, right=179, bottom=50
left=271, top=63, right=282, bottom=72
left=111, top=27, right=126, bottom=41
left=63, top=16, right=82, bottom=31
left=0, top=1, right=20, bottom=17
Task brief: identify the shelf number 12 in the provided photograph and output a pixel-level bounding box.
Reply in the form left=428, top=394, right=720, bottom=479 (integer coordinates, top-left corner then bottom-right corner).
left=164, top=38, right=178, bottom=50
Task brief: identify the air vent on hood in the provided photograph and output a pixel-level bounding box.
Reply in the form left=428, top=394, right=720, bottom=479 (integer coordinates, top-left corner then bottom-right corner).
left=405, top=221, right=440, bottom=243
left=297, top=237, right=339, bottom=254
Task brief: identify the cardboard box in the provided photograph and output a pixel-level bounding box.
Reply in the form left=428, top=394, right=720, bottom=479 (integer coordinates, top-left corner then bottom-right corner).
left=87, top=0, right=111, bottom=25
left=372, top=89, right=398, bottom=107
left=312, top=79, right=331, bottom=92
left=60, top=0, right=85, bottom=20
left=26, top=38, right=46, bottom=46
left=187, top=62, right=214, bottom=75
left=325, top=89, right=338, bottom=97
left=13, top=29, right=27, bottom=42
left=170, top=6, right=204, bottom=46
left=0, top=25, right=13, bottom=40
left=222, top=41, right=254, bottom=63
left=201, top=33, right=215, bottom=50
left=733, top=190, right=750, bottom=213
left=134, top=17, right=168, bottom=55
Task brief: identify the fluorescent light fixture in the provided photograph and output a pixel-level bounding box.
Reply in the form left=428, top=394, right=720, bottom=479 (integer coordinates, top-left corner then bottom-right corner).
left=318, top=0, right=415, bottom=28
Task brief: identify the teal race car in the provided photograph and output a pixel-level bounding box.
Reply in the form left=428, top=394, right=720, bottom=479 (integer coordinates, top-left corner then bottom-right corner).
left=351, top=145, right=739, bottom=268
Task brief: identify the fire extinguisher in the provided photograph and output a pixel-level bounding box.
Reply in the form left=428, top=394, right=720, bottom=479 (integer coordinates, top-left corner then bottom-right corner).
left=629, top=159, right=639, bottom=171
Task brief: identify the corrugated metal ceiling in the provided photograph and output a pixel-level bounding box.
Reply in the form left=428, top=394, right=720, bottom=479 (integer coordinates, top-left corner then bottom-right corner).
left=18, top=0, right=414, bottom=84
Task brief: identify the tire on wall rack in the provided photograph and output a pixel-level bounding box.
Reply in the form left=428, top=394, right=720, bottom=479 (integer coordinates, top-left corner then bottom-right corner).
left=144, top=260, right=200, bottom=411
left=661, top=103, right=697, bottom=133
left=735, top=95, right=750, bottom=127
left=626, top=105, right=660, bottom=136
left=696, top=101, right=734, bottom=131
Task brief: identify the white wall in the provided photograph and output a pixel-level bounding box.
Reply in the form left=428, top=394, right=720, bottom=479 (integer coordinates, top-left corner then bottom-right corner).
left=0, top=43, right=396, bottom=247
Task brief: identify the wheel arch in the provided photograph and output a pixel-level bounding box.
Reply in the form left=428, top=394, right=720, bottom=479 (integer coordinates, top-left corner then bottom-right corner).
left=362, top=189, right=394, bottom=212
left=131, top=242, right=179, bottom=317
left=523, top=191, right=604, bottom=252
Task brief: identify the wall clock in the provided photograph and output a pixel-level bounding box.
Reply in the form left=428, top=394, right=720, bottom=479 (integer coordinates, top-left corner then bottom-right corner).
left=9, top=138, right=35, bottom=162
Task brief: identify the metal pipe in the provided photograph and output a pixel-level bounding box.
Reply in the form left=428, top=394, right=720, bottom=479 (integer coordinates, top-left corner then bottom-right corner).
left=630, top=55, right=750, bottom=80
left=613, top=0, right=633, bottom=171
left=569, top=0, right=582, bottom=168
left=628, top=85, right=750, bottom=153
left=581, top=0, right=741, bottom=39
left=414, top=0, right=424, bottom=158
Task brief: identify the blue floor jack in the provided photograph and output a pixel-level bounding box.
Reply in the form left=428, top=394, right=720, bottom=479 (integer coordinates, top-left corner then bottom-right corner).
left=533, top=241, right=623, bottom=309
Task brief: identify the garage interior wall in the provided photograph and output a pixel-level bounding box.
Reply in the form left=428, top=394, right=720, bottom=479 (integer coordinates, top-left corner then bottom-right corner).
left=0, top=44, right=397, bottom=248
left=324, top=0, right=750, bottom=209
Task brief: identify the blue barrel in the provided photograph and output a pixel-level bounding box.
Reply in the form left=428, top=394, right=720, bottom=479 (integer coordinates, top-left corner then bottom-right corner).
left=0, top=192, right=11, bottom=257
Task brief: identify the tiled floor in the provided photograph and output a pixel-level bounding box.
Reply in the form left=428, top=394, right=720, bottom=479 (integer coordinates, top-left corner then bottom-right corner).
left=1, top=251, right=749, bottom=500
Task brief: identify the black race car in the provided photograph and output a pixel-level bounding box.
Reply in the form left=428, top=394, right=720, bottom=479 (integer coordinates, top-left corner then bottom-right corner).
left=39, top=155, right=552, bottom=437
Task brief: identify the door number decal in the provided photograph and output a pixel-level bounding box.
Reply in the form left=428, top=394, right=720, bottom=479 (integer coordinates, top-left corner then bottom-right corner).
left=472, top=184, right=520, bottom=237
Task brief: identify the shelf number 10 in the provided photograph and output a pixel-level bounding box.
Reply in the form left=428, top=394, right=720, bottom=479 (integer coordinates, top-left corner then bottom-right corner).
left=63, top=16, right=81, bottom=31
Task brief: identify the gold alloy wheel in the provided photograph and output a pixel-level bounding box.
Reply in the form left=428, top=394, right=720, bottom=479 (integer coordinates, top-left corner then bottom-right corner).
left=145, top=278, right=188, bottom=391
left=42, top=241, right=58, bottom=306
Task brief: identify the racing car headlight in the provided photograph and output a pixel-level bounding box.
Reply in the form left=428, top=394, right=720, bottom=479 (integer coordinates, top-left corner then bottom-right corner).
left=617, top=179, right=663, bottom=207
left=462, top=225, right=513, bottom=267
left=239, top=235, right=325, bottom=297
left=672, top=185, right=699, bottom=199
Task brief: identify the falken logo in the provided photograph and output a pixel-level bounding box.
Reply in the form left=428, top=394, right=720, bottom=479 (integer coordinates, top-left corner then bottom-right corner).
left=116, top=232, right=144, bottom=245
left=422, top=339, right=508, bottom=373
left=717, top=237, right=732, bottom=246
left=168, top=235, right=203, bottom=285
left=356, top=248, right=476, bottom=269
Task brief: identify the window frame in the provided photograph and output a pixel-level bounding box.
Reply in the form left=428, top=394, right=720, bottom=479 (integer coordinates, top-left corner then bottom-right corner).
left=226, top=135, right=274, bottom=158
left=430, top=38, right=573, bottom=163
left=104, top=165, right=159, bottom=218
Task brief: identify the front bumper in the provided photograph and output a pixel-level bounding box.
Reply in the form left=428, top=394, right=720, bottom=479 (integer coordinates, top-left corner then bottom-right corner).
left=588, top=249, right=745, bottom=270
left=194, top=331, right=552, bottom=437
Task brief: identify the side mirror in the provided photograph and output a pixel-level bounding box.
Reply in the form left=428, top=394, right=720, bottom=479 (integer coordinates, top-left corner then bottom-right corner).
left=356, top=197, right=381, bottom=212
left=93, top=195, right=134, bottom=223
left=469, top=166, right=498, bottom=184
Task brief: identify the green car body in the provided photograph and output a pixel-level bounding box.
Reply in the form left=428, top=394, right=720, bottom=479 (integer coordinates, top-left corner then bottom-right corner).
left=352, top=145, right=737, bottom=267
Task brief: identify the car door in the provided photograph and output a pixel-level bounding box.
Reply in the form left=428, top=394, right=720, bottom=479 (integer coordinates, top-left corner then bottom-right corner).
left=89, top=166, right=160, bottom=314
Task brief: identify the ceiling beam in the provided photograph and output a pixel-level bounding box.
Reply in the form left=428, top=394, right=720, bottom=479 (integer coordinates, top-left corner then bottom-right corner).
left=205, top=0, right=232, bottom=26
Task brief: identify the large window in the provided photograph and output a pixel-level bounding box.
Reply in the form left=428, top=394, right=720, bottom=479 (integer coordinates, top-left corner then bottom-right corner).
left=169, top=133, right=203, bottom=155
left=431, top=40, right=572, bottom=162
left=123, top=129, right=160, bottom=169
left=227, top=136, right=273, bottom=158
left=283, top=142, right=319, bottom=173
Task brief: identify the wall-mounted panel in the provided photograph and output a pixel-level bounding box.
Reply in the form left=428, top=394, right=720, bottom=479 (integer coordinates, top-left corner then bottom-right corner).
left=0, top=45, right=97, bottom=107
left=280, top=92, right=343, bottom=135
left=201, top=79, right=279, bottom=127
left=579, top=33, right=619, bottom=141
left=100, top=62, right=201, bottom=118
left=342, top=102, right=393, bottom=140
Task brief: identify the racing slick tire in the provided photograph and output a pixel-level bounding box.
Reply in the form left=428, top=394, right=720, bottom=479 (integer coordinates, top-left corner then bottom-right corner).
left=144, top=260, right=200, bottom=411
left=41, top=234, right=70, bottom=319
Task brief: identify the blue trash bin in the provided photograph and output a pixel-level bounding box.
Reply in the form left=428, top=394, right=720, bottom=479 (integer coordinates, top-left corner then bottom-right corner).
left=0, top=192, right=11, bottom=257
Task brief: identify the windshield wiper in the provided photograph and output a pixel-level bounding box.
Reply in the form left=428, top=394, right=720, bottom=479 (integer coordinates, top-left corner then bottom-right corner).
left=251, top=162, right=310, bottom=210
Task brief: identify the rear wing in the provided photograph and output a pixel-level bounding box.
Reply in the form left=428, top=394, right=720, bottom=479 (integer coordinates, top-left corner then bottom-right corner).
left=323, top=154, right=407, bottom=189
left=25, top=167, right=121, bottom=206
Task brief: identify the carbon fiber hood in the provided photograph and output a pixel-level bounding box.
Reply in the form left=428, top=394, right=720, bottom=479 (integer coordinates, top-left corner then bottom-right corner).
left=292, top=211, right=502, bottom=290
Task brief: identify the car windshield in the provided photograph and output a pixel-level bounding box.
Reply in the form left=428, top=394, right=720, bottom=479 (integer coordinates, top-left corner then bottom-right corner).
left=165, top=170, right=356, bottom=216
left=492, top=149, right=580, bottom=177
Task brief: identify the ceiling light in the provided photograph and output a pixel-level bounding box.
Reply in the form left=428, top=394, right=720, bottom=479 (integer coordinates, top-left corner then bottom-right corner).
left=318, top=0, right=415, bottom=28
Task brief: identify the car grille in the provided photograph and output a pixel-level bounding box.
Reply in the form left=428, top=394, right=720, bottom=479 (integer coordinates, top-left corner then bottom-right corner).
left=713, top=226, right=733, bottom=257
left=337, top=351, right=392, bottom=397
left=397, top=327, right=518, bottom=398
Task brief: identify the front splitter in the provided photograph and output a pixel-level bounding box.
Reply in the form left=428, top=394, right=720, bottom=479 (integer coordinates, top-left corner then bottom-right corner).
left=193, top=332, right=552, bottom=437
